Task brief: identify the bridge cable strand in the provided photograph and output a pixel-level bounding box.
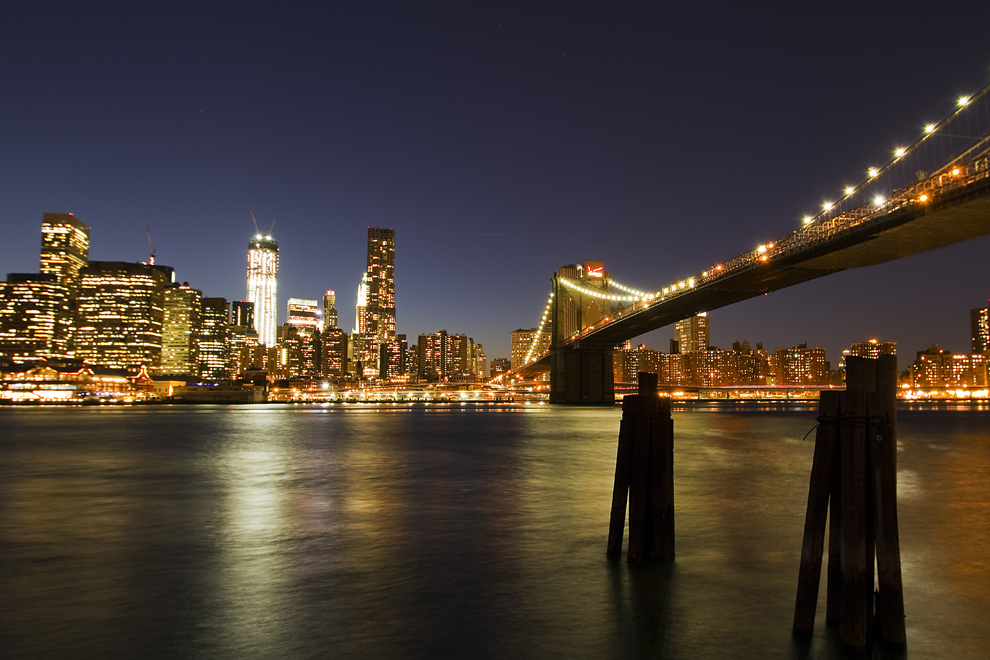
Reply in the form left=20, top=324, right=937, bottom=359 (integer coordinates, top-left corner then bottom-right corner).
left=522, top=290, right=554, bottom=366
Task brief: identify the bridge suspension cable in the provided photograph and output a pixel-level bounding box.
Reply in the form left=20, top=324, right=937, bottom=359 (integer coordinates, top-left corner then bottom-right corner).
left=522, top=291, right=554, bottom=365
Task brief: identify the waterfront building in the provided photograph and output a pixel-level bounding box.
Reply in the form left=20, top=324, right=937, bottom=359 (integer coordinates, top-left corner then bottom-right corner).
left=228, top=323, right=261, bottom=378
left=378, top=337, right=403, bottom=380
left=322, top=290, right=338, bottom=331
left=775, top=343, right=829, bottom=386
left=246, top=234, right=278, bottom=347
left=674, top=313, right=709, bottom=354
left=416, top=330, right=450, bottom=381
left=198, top=297, right=229, bottom=381
left=0, top=273, right=72, bottom=363
left=231, top=300, right=255, bottom=329
left=320, top=328, right=348, bottom=378
left=75, top=262, right=170, bottom=370
left=911, top=345, right=988, bottom=388
left=39, top=212, right=90, bottom=294
left=733, top=340, right=771, bottom=385
left=161, top=284, right=202, bottom=374
left=972, top=304, right=989, bottom=354
left=286, top=298, right=320, bottom=376
left=685, top=347, right=739, bottom=387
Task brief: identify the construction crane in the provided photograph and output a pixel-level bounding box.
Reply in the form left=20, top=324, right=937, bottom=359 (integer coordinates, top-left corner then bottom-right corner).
left=146, top=226, right=156, bottom=265
left=250, top=211, right=278, bottom=237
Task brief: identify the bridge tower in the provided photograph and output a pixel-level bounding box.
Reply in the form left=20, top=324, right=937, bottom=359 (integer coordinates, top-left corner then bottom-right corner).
left=549, top=262, right=621, bottom=404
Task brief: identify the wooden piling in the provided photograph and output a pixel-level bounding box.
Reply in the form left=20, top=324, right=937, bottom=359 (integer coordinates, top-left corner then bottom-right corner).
left=793, top=391, right=839, bottom=633
left=793, top=356, right=905, bottom=648
left=606, top=372, right=674, bottom=562
left=606, top=409, right=636, bottom=558
left=839, top=390, right=870, bottom=648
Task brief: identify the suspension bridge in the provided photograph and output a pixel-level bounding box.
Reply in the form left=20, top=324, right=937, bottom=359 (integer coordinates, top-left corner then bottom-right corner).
left=506, top=79, right=990, bottom=403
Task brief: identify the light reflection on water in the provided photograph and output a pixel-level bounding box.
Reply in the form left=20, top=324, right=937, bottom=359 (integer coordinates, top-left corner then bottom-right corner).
left=0, top=404, right=987, bottom=659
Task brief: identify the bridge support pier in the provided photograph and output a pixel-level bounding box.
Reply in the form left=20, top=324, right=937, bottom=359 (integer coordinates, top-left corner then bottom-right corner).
left=549, top=346, right=614, bottom=405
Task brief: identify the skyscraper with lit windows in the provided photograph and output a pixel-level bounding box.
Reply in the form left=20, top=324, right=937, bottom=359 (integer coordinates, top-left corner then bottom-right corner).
left=972, top=304, right=989, bottom=354
left=0, top=273, right=72, bottom=362
left=246, top=234, right=278, bottom=347
left=362, top=227, right=396, bottom=374
left=322, top=290, right=338, bottom=331
left=75, top=261, right=170, bottom=370
left=40, top=212, right=90, bottom=294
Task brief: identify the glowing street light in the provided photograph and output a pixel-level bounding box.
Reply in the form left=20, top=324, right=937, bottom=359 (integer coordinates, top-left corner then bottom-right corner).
left=925, top=123, right=936, bottom=134
left=868, top=167, right=879, bottom=178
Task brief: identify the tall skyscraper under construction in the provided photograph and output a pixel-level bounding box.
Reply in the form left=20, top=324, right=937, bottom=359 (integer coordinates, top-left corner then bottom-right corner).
left=246, top=233, right=278, bottom=347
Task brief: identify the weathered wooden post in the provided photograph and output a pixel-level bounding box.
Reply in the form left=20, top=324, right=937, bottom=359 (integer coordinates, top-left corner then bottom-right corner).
left=793, top=355, right=905, bottom=647
left=607, top=372, right=674, bottom=562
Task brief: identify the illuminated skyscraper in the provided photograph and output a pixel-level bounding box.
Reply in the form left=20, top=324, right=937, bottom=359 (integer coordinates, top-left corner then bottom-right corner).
left=323, top=290, right=338, bottom=331
left=362, top=227, right=396, bottom=375
left=198, top=297, right=229, bottom=381
left=674, top=313, right=709, bottom=354
left=40, top=212, right=90, bottom=294
left=0, top=273, right=72, bottom=362
left=285, top=298, right=320, bottom=376
left=972, top=304, right=989, bottom=354
left=246, top=234, right=278, bottom=347
left=161, top=284, right=202, bottom=374
left=75, top=262, right=170, bottom=370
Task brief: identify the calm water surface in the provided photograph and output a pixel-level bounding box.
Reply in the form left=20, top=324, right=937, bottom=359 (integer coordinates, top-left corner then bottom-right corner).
left=0, top=403, right=987, bottom=659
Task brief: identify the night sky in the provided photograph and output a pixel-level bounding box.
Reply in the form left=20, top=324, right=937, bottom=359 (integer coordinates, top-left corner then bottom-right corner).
left=3, top=2, right=990, bottom=366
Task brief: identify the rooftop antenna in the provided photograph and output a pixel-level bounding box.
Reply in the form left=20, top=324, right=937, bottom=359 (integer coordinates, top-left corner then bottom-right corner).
left=146, top=226, right=156, bottom=265
left=250, top=211, right=260, bottom=235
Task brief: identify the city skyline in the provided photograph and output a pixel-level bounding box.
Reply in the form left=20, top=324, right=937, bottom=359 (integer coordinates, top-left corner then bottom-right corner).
left=3, top=5, right=990, bottom=362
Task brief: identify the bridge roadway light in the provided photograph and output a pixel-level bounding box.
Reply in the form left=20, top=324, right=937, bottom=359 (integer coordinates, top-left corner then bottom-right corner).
left=844, top=186, right=854, bottom=195
left=894, top=147, right=906, bottom=158
left=958, top=96, right=970, bottom=107
left=925, top=123, right=936, bottom=134
left=873, top=195, right=886, bottom=206
left=868, top=167, right=879, bottom=178
left=822, top=201, right=833, bottom=211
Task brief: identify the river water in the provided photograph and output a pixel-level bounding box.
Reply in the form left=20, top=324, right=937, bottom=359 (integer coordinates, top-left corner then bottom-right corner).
left=0, top=402, right=987, bottom=659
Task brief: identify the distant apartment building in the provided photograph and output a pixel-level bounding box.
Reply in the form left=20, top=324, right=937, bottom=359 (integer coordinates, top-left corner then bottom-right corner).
left=673, top=313, right=709, bottom=354
left=972, top=305, right=989, bottom=354
left=911, top=345, right=988, bottom=388
left=775, top=344, right=830, bottom=386
left=321, top=328, right=348, bottom=378
left=490, top=358, right=511, bottom=378
left=846, top=338, right=897, bottom=361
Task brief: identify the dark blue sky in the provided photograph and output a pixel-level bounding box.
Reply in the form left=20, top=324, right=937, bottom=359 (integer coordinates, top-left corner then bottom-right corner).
left=2, top=1, right=990, bottom=365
